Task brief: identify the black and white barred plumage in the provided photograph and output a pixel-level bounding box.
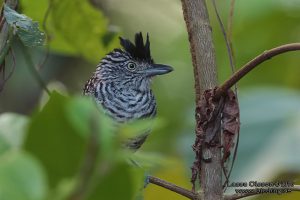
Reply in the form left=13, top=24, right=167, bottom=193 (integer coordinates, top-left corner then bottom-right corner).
left=84, top=32, right=173, bottom=149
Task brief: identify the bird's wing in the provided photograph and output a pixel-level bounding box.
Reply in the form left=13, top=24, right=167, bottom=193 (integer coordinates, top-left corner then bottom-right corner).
left=83, top=74, right=99, bottom=95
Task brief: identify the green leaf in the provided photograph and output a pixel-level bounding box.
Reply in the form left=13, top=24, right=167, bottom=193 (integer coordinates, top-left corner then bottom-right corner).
left=51, top=0, right=119, bottom=62
left=87, top=162, right=144, bottom=200
left=24, top=91, right=86, bottom=188
left=64, top=96, right=117, bottom=161
left=129, top=151, right=173, bottom=170
left=3, top=4, right=45, bottom=47
left=46, top=178, right=76, bottom=200
left=0, top=151, right=48, bottom=200
left=20, top=0, right=119, bottom=63
left=65, top=96, right=97, bottom=138
left=118, top=118, right=165, bottom=140
left=21, top=0, right=77, bottom=54
left=0, top=113, right=29, bottom=155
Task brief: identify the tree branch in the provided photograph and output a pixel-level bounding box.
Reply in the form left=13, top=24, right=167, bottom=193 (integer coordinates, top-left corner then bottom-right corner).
left=181, top=0, right=218, bottom=101
left=215, top=43, right=300, bottom=99
left=227, top=0, right=235, bottom=51
left=181, top=0, right=222, bottom=200
left=148, top=176, right=199, bottom=200
left=224, top=185, right=300, bottom=200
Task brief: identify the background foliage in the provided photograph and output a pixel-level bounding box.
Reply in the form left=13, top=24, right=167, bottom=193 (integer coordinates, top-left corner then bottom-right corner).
left=1, top=0, right=300, bottom=199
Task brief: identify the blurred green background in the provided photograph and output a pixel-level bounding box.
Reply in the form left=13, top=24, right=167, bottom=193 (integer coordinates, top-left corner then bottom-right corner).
left=1, top=0, right=300, bottom=199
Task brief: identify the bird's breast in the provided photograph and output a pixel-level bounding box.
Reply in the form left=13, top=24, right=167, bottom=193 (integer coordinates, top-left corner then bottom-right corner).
left=95, top=82, right=157, bottom=122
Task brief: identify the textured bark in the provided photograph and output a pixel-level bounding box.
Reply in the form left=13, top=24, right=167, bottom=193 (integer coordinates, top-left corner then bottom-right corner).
left=181, top=0, right=217, bottom=100
left=148, top=176, right=198, bottom=200
left=181, top=0, right=222, bottom=200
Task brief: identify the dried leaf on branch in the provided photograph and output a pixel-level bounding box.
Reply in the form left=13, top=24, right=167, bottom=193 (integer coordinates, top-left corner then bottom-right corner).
left=222, top=90, right=240, bottom=163
left=191, top=88, right=240, bottom=191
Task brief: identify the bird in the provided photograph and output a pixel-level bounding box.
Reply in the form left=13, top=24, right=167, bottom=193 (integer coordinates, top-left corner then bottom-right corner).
left=83, top=32, right=173, bottom=150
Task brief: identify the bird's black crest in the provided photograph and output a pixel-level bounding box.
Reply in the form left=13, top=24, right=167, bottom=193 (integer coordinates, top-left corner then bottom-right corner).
left=119, top=32, right=153, bottom=63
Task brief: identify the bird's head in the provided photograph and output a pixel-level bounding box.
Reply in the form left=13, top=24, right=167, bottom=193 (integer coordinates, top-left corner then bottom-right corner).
left=97, top=32, right=173, bottom=91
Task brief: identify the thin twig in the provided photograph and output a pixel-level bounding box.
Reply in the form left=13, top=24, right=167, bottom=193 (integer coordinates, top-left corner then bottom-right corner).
left=223, top=129, right=239, bottom=191
left=211, top=0, right=239, bottom=190
left=224, top=185, right=300, bottom=200
left=19, top=42, right=51, bottom=95
left=42, top=0, right=52, bottom=36
left=0, top=38, right=15, bottom=92
left=222, top=164, right=229, bottom=186
left=215, top=43, right=300, bottom=99
left=37, top=0, right=53, bottom=70
left=0, top=63, right=5, bottom=92
left=226, top=0, right=237, bottom=96
left=0, top=47, right=15, bottom=92
left=227, top=0, right=235, bottom=46
left=211, top=0, right=235, bottom=76
left=147, top=176, right=199, bottom=200
left=4, top=47, right=15, bottom=81
left=0, top=0, right=17, bottom=93
left=0, top=12, right=5, bottom=30
left=0, top=28, right=13, bottom=65
left=227, top=0, right=236, bottom=70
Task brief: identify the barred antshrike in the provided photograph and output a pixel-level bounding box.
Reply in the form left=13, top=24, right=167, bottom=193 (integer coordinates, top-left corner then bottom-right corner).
left=83, top=32, right=173, bottom=150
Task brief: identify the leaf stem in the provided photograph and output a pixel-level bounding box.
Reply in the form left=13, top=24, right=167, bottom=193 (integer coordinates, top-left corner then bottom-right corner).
left=0, top=28, right=13, bottom=65
left=19, top=42, right=51, bottom=95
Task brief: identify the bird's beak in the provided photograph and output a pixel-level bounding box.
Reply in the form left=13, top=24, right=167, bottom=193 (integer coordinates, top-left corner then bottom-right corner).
left=145, top=64, right=173, bottom=77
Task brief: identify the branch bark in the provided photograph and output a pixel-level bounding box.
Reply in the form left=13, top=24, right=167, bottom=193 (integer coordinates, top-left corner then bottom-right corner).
left=181, top=0, right=218, bottom=100
left=181, top=0, right=222, bottom=200
left=148, top=176, right=198, bottom=200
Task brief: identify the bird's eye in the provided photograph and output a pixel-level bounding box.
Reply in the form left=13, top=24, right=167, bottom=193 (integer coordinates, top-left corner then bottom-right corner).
left=127, top=62, right=136, bottom=71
